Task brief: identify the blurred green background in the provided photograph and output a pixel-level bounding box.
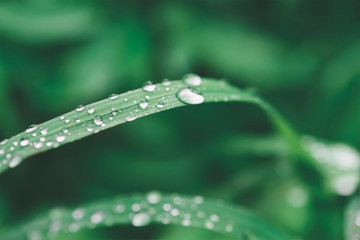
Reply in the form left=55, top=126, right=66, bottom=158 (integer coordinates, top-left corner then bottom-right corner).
left=0, top=0, right=359, bottom=239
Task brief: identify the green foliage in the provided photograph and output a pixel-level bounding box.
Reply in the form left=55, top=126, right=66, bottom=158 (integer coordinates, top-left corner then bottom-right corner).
left=1, top=192, right=289, bottom=240
left=0, top=1, right=360, bottom=240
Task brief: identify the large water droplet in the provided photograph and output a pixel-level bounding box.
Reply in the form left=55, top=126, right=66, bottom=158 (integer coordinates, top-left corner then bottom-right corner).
left=183, top=74, right=202, bottom=86
left=91, top=212, right=104, bottom=224
left=87, top=106, right=95, bottom=114
left=156, top=100, right=165, bottom=109
left=55, top=133, right=66, bottom=143
left=75, top=105, right=85, bottom=112
left=40, top=129, right=48, bottom=135
left=142, top=81, right=156, bottom=92
left=146, top=191, right=162, bottom=204
left=109, top=94, right=119, bottom=100
left=93, top=115, right=103, bottom=126
left=132, top=212, right=151, bottom=227
left=126, top=113, right=137, bottom=122
left=72, top=208, right=85, bottom=220
left=9, top=156, right=21, bottom=168
left=26, top=124, right=38, bottom=133
left=34, top=142, right=43, bottom=149
left=20, top=138, right=30, bottom=147
left=162, top=79, right=171, bottom=86
left=177, top=88, right=204, bottom=105
left=139, top=100, right=149, bottom=110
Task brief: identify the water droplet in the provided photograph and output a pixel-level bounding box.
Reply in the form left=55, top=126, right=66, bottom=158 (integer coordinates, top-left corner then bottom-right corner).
left=9, top=156, right=21, bottom=168
left=146, top=191, right=161, bottom=204
left=13, top=141, right=18, bottom=146
left=125, top=113, right=137, bottom=122
left=75, top=117, right=81, bottom=123
left=20, top=138, right=30, bottom=147
left=170, top=209, right=179, bottom=216
left=132, top=203, right=141, bottom=212
left=204, top=220, right=214, bottom=229
left=40, top=129, right=48, bottom=135
left=142, top=81, right=156, bottom=92
left=162, top=79, right=171, bottom=86
left=109, top=94, right=119, bottom=100
left=139, top=100, right=149, bottom=109
left=40, top=137, right=46, bottom=142
left=156, top=100, right=165, bottom=109
left=163, top=203, right=171, bottom=211
left=72, top=208, right=85, bottom=220
left=46, top=141, right=54, bottom=147
left=109, top=113, right=115, bottom=121
left=210, top=214, right=219, bottom=222
left=75, top=105, right=85, bottom=112
left=0, top=148, right=4, bottom=155
left=91, top=212, right=104, bottom=224
left=63, top=128, right=69, bottom=134
left=55, top=133, right=66, bottom=143
left=93, top=115, right=103, bottom=126
left=114, top=204, right=125, bottom=213
left=34, top=142, right=43, bottom=149
left=177, top=88, right=204, bottom=105
left=132, top=212, right=151, bottom=227
left=225, top=223, right=234, bottom=232
left=26, top=124, right=38, bottom=133
left=183, top=74, right=202, bottom=86
left=60, top=116, right=65, bottom=120
left=87, top=107, right=95, bottom=114
left=194, top=196, right=204, bottom=204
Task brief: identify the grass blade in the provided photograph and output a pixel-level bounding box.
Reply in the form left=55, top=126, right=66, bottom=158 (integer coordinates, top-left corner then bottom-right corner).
left=0, top=76, right=302, bottom=175
left=345, top=195, right=360, bottom=240
left=0, top=192, right=289, bottom=240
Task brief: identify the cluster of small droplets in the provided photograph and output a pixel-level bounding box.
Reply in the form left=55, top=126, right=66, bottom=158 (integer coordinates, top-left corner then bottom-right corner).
left=18, top=192, right=244, bottom=240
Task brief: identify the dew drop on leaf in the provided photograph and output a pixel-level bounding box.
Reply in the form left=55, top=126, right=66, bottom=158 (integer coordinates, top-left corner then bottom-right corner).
left=139, top=100, right=149, bottom=109
left=75, top=105, right=85, bottom=112
left=87, top=106, right=95, bottom=114
left=93, top=115, right=103, bottom=126
left=20, top=138, right=30, bottom=147
left=55, top=133, right=66, bottom=143
left=109, top=94, right=119, bottom=100
left=177, top=88, right=204, bottom=105
left=142, top=81, right=156, bottom=92
left=132, top=212, right=151, bottom=227
left=9, top=156, right=21, bottom=168
left=182, top=74, right=202, bottom=86
left=26, top=124, right=38, bottom=133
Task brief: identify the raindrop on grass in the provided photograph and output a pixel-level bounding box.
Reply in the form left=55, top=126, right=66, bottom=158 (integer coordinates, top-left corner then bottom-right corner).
left=142, top=81, right=156, bottom=92
left=139, top=100, right=149, bottom=109
left=55, top=133, right=66, bottom=143
left=34, top=142, right=43, bottom=149
left=162, top=79, right=171, bottom=86
left=125, top=113, right=137, bottom=122
left=177, top=88, right=204, bottom=105
left=20, top=138, right=30, bottom=147
left=132, top=212, right=151, bottom=227
left=91, top=212, right=104, bottom=224
left=75, top=105, right=85, bottom=112
left=40, top=129, right=48, bottom=135
left=26, top=124, right=38, bottom=133
left=9, top=156, right=21, bottom=168
left=183, top=74, right=202, bottom=86
left=87, top=107, right=95, bottom=114
left=156, top=100, right=165, bottom=109
left=93, top=115, right=103, bottom=126
left=109, top=94, right=119, bottom=100
left=146, top=191, right=161, bottom=204
left=72, top=208, right=85, bottom=220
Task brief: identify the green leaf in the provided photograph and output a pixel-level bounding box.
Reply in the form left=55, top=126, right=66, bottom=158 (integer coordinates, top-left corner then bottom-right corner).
left=0, top=77, right=303, bottom=176
left=345, top=195, right=360, bottom=240
left=0, top=192, right=289, bottom=240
